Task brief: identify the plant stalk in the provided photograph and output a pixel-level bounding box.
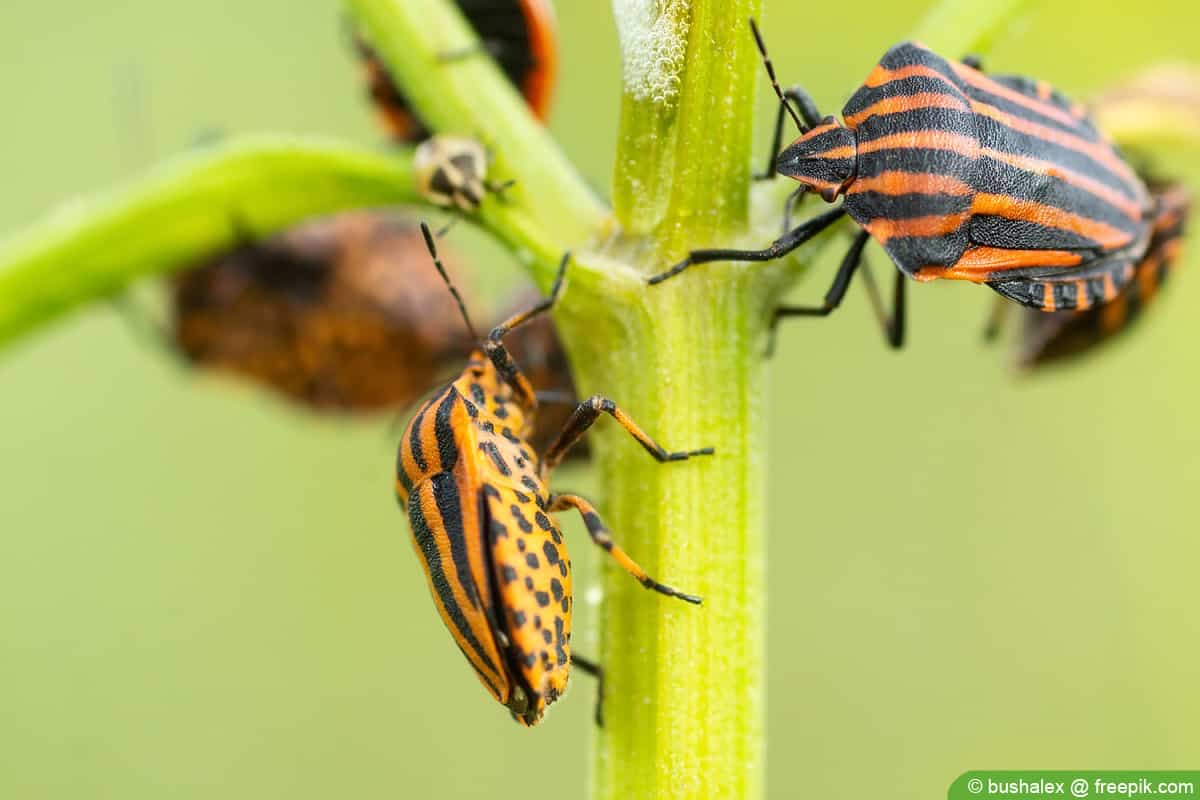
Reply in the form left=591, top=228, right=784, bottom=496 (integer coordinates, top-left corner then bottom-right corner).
left=570, top=1, right=767, bottom=798
left=0, top=135, right=420, bottom=349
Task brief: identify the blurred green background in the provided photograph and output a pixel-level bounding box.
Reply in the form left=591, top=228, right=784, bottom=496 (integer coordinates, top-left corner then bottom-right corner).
left=2, top=1, right=1197, bottom=798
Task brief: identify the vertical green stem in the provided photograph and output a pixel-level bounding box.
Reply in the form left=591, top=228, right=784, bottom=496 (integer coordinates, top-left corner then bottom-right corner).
left=577, top=1, right=765, bottom=798
left=612, top=0, right=761, bottom=255
left=569, top=268, right=767, bottom=800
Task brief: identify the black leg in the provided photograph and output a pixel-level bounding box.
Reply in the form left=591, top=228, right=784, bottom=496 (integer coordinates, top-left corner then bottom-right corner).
left=540, top=395, right=713, bottom=476
left=482, top=252, right=570, bottom=412
left=962, top=54, right=984, bottom=71
left=856, top=257, right=906, bottom=349
left=755, top=86, right=825, bottom=181
left=981, top=295, right=1012, bottom=343
left=780, top=186, right=810, bottom=234
left=484, top=178, right=517, bottom=202
left=571, top=653, right=605, bottom=728
left=434, top=215, right=461, bottom=238
left=765, top=229, right=869, bottom=355
left=549, top=493, right=703, bottom=605
left=647, top=206, right=847, bottom=285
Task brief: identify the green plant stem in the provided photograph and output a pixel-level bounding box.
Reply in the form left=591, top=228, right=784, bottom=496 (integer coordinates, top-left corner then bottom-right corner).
left=345, top=0, right=609, bottom=269
left=0, top=135, right=419, bottom=349
left=611, top=0, right=761, bottom=256
left=566, top=2, right=767, bottom=799
left=563, top=268, right=768, bottom=800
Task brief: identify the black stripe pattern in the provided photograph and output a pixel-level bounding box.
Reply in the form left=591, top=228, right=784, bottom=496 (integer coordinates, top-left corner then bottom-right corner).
left=785, top=40, right=1160, bottom=307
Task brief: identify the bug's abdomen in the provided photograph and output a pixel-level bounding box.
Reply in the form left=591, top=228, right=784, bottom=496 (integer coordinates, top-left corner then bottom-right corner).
left=960, top=68, right=1150, bottom=251
left=842, top=43, right=1155, bottom=303
left=476, top=425, right=572, bottom=725
left=1009, top=183, right=1188, bottom=332
left=397, top=388, right=514, bottom=706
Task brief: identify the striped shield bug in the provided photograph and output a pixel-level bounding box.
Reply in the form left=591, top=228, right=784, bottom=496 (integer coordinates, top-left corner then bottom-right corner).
left=649, top=20, right=1168, bottom=350
left=169, top=212, right=474, bottom=412
left=354, top=0, right=558, bottom=143
left=396, top=224, right=713, bottom=726
left=998, top=182, right=1189, bottom=368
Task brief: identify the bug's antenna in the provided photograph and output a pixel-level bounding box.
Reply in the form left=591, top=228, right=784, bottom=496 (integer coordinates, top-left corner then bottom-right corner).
left=420, top=222, right=479, bottom=342
left=749, top=18, right=805, bottom=133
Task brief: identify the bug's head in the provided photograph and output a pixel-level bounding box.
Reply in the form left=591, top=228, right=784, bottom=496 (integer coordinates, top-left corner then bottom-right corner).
left=776, top=116, right=857, bottom=202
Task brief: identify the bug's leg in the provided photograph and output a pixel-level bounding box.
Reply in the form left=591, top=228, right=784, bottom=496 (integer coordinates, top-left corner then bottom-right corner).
left=570, top=653, right=605, bottom=728
left=647, top=206, right=847, bottom=285
left=765, top=229, right=874, bottom=355
left=434, top=214, right=463, bottom=238
left=856, top=256, right=907, bottom=349
left=540, top=395, right=714, bottom=476
left=981, top=295, right=1012, bottom=343
left=483, top=252, right=570, bottom=411
left=550, top=493, right=702, bottom=605
left=962, top=54, right=985, bottom=71
left=755, top=86, right=825, bottom=181
left=781, top=186, right=810, bottom=234
left=484, top=178, right=517, bottom=202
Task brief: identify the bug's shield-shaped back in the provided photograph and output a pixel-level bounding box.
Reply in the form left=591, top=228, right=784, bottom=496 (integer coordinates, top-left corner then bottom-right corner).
left=402, top=388, right=513, bottom=707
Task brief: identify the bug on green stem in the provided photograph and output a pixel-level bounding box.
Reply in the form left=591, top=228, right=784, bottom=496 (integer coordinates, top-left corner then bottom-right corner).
left=649, top=20, right=1169, bottom=352
left=395, top=224, right=713, bottom=725
left=414, top=135, right=515, bottom=212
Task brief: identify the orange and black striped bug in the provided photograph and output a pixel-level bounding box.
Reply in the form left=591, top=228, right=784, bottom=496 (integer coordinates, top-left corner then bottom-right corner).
left=169, top=211, right=474, bottom=412
left=649, top=20, right=1171, bottom=351
left=355, top=0, right=558, bottom=143
left=396, top=224, right=713, bottom=726
left=992, top=182, right=1190, bottom=368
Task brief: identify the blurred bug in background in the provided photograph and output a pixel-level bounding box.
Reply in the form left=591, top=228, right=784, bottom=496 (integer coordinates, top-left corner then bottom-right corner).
left=165, top=210, right=586, bottom=431
left=171, top=212, right=473, bottom=412
left=985, top=183, right=1188, bottom=369
left=354, top=0, right=559, bottom=144
left=984, top=66, right=1199, bottom=369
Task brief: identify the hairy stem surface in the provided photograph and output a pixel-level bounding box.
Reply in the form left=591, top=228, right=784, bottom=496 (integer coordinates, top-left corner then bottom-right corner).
left=578, top=1, right=767, bottom=798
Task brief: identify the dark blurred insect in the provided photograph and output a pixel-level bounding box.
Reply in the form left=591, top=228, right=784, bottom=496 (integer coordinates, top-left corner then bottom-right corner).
left=650, top=21, right=1165, bottom=351
left=355, top=0, right=558, bottom=143
left=395, top=225, right=711, bottom=726
left=171, top=211, right=473, bottom=412
left=1007, top=182, right=1189, bottom=368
